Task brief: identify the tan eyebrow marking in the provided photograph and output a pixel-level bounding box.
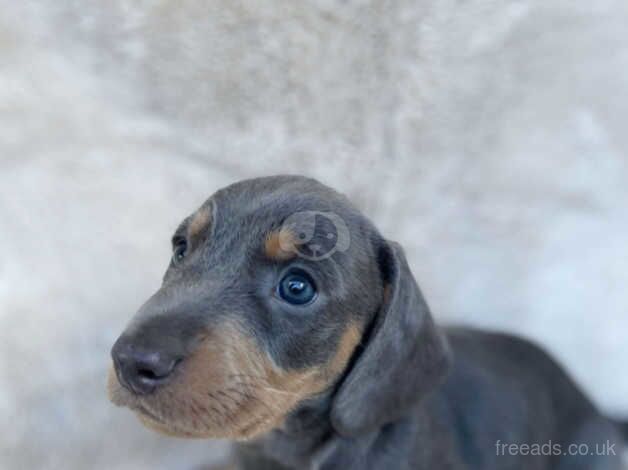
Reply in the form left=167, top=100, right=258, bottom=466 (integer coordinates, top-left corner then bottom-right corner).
left=188, top=206, right=212, bottom=239
left=264, top=227, right=297, bottom=261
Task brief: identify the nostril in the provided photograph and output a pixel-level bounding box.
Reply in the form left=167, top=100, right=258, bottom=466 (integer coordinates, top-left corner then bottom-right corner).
left=137, top=367, right=160, bottom=381
left=130, top=356, right=177, bottom=394
left=111, top=337, right=182, bottom=395
left=136, top=358, right=179, bottom=382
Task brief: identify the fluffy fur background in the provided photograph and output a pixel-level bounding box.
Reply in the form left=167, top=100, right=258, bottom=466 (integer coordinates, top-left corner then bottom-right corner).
left=1, top=1, right=628, bottom=468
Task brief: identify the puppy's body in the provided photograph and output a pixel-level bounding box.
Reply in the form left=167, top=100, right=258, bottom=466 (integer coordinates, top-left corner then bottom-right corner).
left=236, top=328, right=623, bottom=470
left=108, top=175, right=625, bottom=470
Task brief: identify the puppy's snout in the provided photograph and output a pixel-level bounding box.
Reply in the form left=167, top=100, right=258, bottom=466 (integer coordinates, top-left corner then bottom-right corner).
left=111, top=337, right=181, bottom=395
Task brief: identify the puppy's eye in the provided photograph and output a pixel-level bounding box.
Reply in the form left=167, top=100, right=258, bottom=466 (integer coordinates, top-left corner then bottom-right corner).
left=172, top=237, right=188, bottom=265
left=277, top=270, right=317, bottom=305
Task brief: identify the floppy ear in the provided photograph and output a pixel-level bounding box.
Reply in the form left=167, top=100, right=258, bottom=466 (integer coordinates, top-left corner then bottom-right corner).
left=330, top=240, right=451, bottom=436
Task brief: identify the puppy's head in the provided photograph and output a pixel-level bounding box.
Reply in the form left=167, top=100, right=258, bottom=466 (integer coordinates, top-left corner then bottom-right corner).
left=108, top=175, right=450, bottom=440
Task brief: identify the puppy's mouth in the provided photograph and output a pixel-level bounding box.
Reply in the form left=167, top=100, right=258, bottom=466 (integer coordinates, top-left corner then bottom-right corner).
left=106, top=322, right=343, bottom=440
left=107, top=365, right=228, bottom=438
left=106, top=367, right=165, bottom=422
left=110, top=393, right=163, bottom=428
left=106, top=360, right=302, bottom=441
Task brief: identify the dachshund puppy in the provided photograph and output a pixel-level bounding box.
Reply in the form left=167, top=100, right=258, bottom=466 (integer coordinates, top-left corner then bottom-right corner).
left=108, top=175, right=626, bottom=469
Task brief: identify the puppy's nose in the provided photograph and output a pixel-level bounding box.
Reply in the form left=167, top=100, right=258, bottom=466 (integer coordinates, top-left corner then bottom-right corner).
left=111, top=337, right=181, bottom=395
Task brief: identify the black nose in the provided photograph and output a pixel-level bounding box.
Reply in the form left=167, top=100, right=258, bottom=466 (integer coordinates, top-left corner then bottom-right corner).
left=111, top=337, right=181, bottom=395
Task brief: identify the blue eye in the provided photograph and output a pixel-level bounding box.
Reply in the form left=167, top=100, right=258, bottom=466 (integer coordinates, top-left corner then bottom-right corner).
left=278, top=270, right=317, bottom=305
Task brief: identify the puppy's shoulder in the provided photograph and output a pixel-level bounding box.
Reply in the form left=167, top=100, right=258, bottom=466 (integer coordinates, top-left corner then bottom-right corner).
left=444, top=326, right=551, bottom=364
left=443, top=326, right=594, bottom=411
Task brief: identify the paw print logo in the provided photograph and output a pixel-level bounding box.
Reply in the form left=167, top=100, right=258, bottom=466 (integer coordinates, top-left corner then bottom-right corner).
left=279, top=211, right=350, bottom=261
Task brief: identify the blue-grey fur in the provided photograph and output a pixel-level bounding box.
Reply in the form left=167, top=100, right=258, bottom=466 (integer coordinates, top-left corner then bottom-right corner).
left=112, top=175, right=627, bottom=470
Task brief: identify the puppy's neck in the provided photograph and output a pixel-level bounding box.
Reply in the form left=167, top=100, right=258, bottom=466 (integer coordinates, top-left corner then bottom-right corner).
left=237, top=392, right=338, bottom=468
left=235, top=388, right=454, bottom=469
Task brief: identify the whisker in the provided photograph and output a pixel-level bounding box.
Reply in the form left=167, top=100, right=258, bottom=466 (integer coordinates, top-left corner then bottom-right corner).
left=192, top=396, right=222, bottom=419
left=238, top=411, right=274, bottom=437
left=190, top=397, right=221, bottom=430
left=223, top=386, right=278, bottom=416
left=207, top=391, right=240, bottom=427
left=228, top=374, right=302, bottom=396
left=228, top=371, right=318, bottom=381
left=227, top=373, right=271, bottom=383
left=215, top=389, right=242, bottom=409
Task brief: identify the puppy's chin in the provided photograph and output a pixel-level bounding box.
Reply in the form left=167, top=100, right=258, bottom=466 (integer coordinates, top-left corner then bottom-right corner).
left=134, top=410, right=208, bottom=439
left=106, top=366, right=134, bottom=408
left=106, top=366, right=272, bottom=440
left=106, top=366, right=204, bottom=438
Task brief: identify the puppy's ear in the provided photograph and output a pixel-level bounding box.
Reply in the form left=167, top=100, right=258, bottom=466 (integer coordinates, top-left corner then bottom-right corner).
left=330, top=240, right=451, bottom=436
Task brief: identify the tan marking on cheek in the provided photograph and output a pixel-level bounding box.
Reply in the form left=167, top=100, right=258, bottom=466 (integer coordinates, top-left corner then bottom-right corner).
left=188, top=207, right=212, bottom=239
left=222, top=327, right=329, bottom=439
left=236, top=323, right=363, bottom=436
left=108, top=322, right=326, bottom=440
left=328, top=323, right=362, bottom=376
left=106, top=322, right=363, bottom=442
left=264, top=228, right=297, bottom=261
